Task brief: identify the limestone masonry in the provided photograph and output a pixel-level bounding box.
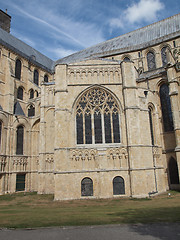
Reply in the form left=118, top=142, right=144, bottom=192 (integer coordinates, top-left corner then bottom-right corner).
left=0, top=10, right=180, bottom=200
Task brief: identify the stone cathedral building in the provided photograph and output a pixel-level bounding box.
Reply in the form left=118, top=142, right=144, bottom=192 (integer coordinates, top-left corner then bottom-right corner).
left=0, top=9, right=180, bottom=200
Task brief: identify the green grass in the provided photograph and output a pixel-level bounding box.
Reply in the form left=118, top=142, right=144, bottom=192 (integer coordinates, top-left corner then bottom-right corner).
left=0, top=191, right=180, bottom=228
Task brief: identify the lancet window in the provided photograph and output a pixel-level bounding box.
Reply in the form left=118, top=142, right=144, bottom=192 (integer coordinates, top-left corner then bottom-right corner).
left=159, top=84, right=174, bottom=132
left=147, top=51, right=156, bottom=71
left=76, top=87, right=121, bottom=145
left=161, top=47, right=168, bottom=67
left=15, top=59, right=21, bottom=80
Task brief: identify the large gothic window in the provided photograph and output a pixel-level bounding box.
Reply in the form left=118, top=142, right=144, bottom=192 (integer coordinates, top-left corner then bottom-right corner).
left=161, top=47, right=168, bottom=67
left=147, top=51, right=156, bottom=71
left=76, top=87, right=121, bottom=145
left=17, top=87, right=23, bottom=100
left=113, top=176, right=125, bottom=195
left=15, top=59, right=21, bottom=80
left=159, top=84, right=174, bottom=132
left=81, top=177, right=93, bottom=196
left=33, top=70, right=39, bottom=85
left=16, top=125, right=24, bottom=155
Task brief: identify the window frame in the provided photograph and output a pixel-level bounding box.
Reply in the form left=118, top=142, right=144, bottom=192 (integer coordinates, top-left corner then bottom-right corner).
left=33, top=69, right=39, bottom=85
left=75, top=87, right=121, bottom=146
left=147, top=51, right=156, bottom=71
left=16, top=125, right=24, bottom=155
left=15, top=59, right=22, bottom=80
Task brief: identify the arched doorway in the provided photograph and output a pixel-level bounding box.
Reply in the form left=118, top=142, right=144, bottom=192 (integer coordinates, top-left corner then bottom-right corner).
left=168, top=157, right=179, bottom=186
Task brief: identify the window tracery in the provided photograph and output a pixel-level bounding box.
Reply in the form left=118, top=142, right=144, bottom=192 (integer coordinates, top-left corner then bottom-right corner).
left=76, top=87, right=120, bottom=144
left=147, top=51, right=156, bottom=70
left=161, top=47, right=168, bottom=67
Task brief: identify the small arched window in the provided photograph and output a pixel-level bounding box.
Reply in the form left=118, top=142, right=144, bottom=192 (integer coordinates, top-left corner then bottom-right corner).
left=17, top=87, right=23, bottom=100
left=16, top=125, right=24, bottom=155
left=113, top=176, right=125, bottom=195
left=123, top=57, right=130, bottom=62
left=147, top=51, right=156, bottom=71
left=15, top=59, right=21, bottom=80
left=29, top=89, right=34, bottom=99
left=148, top=107, right=154, bottom=145
left=159, top=84, right=174, bottom=132
left=81, top=177, right=93, bottom=196
left=33, top=70, right=39, bottom=85
left=76, top=87, right=121, bottom=145
left=168, top=157, right=179, bottom=184
left=161, top=47, right=168, bottom=67
left=44, top=74, right=48, bottom=83
left=28, top=105, right=35, bottom=117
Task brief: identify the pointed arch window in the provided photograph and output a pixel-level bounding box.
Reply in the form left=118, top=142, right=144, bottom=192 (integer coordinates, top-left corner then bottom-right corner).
left=17, top=87, right=23, bottom=100
left=123, top=57, right=130, bottom=62
left=147, top=51, right=156, bottom=71
left=148, top=107, right=154, bottom=145
left=15, top=59, right=21, bottom=80
left=29, top=89, right=34, bottom=99
left=159, top=84, right=174, bottom=132
left=161, top=47, right=168, bottom=67
left=33, top=70, right=39, bottom=85
left=76, top=87, right=121, bottom=145
left=16, top=125, right=24, bottom=155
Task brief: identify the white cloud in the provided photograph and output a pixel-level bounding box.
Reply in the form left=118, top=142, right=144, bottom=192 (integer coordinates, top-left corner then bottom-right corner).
left=125, top=0, right=164, bottom=23
left=110, top=0, right=164, bottom=29
left=48, top=47, right=76, bottom=59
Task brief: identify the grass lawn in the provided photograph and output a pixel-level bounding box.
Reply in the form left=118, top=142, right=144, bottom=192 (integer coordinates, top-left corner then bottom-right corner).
left=0, top=191, right=180, bottom=228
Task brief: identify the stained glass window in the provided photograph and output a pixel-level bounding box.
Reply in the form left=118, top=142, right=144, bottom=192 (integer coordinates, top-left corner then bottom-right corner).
left=34, top=70, right=39, bottom=85
left=147, top=51, right=156, bottom=71
left=161, top=47, right=168, bottom=67
left=15, top=59, right=21, bottom=80
left=16, top=125, right=24, bottom=155
left=76, top=87, right=121, bottom=144
left=159, top=84, right=174, bottom=132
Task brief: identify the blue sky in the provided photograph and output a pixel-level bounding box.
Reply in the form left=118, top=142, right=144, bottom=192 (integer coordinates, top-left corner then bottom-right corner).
left=0, top=0, right=180, bottom=60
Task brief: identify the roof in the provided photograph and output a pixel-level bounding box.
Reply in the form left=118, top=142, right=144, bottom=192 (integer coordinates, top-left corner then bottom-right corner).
left=56, top=13, right=180, bottom=65
left=0, top=27, right=54, bottom=72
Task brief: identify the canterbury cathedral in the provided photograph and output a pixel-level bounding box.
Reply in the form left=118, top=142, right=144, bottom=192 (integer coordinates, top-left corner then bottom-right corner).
left=0, top=9, right=180, bottom=200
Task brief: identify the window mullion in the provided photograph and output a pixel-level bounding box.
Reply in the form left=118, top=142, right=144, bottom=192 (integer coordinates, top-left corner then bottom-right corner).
left=91, top=112, right=95, bottom=144
left=101, top=112, right=105, bottom=144
left=83, top=113, right=85, bottom=144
